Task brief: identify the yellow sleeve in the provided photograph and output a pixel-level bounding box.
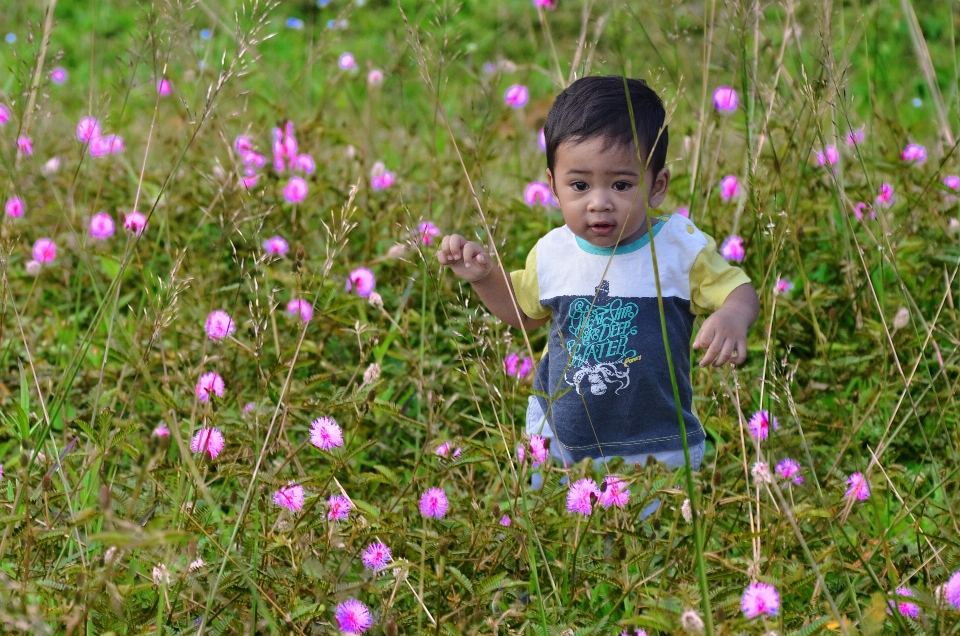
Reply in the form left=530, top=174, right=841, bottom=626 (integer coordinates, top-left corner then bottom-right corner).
left=509, top=244, right=551, bottom=320
left=689, top=232, right=752, bottom=315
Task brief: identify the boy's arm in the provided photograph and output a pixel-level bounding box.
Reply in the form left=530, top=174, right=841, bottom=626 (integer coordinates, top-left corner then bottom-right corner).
left=692, top=282, right=759, bottom=368
left=437, top=234, right=549, bottom=331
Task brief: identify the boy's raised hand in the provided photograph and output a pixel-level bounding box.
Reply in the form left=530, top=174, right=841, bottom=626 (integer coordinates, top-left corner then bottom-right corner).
left=692, top=283, right=760, bottom=368
left=437, top=234, right=495, bottom=283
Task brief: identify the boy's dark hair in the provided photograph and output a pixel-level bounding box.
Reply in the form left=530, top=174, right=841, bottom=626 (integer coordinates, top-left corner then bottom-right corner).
left=544, top=76, right=668, bottom=177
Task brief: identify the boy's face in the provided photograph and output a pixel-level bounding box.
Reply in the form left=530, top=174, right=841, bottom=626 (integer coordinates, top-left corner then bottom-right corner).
left=547, top=136, right=669, bottom=248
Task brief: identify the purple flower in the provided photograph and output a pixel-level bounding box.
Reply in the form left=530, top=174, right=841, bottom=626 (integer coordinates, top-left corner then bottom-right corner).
left=0, top=104, right=8, bottom=125
left=327, top=495, right=351, bottom=521
left=5, top=197, right=23, bottom=218
left=420, top=487, right=449, bottom=518
left=720, top=236, right=745, bottom=262
left=50, top=67, right=67, bottom=84
left=902, top=143, right=926, bottom=163
left=747, top=410, right=778, bottom=440
left=529, top=435, right=548, bottom=466
left=418, top=221, right=440, bottom=245
left=566, top=478, right=600, bottom=516
left=367, top=69, right=384, bottom=86
left=538, top=127, right=546, bottom=151
left=124, top=212, right=147, bottom=235
left=775, top=277, right=794, bottom=295
left=504, top=353, right=520, bottom=376
left=293, top=154, right=315, bottom=174
left=675, top=206, right=689, bottom=218
left=876, top=183, right=894, bottom=207
left=196, top=372, right=225, bottom=402
left=264, top=236, right=289, bottom=255
left=190, top=427, right=225, bottom=458
left=504, top=84, right=529, bottom=108
left=888, top=587, right=919, bottom=618
left=853, top=202, right=875, bottom=221
left=816, top=145, right=839, bottom=166
left=720, top=175, right=740, bottom=201
left=335, top=599, right=372, bottom=634
left=945, top=175, right=960, bottom=191
left=89, top=213, right=115, bottom=239
left=741, top=582, right=780, bottom=618
left=286, top=299, right=313, bottom=322
left=17, top=136, right=33, bottom=156
left=205, top=310, right=235, bottom=340
left=516, top=444, right=526, bottom=462
left=524, top=181, right=553, bottom=206
left=273, top=484, right=305, bottom=512
left=361, top=541, right=392, bottom=571
left=713, top=86, right=738, bottom=113
left=370, top=163, right=395, bottom=191
left=33, top=238, right=56, bottom=263
left=338, top=52, right=356, bottom=70
left=157, top=78, right=172, bottom=95
left=846, top=128, right=864, bottom=145
left=518, top=357, right=533, bottom=378
left=283, top=177, right=308, bottom=203
left=435, top=442, right=450, bottom=457
left=346, top=267, right=376, bottom=297
left=77, top=117, right=100, bottom=142
left=310, top=417, right=343, bottom=450
left=500, top=514, right=512, bottom=526
left=945, top=570, right=960, bottom=609
left=846, top=472, right=870, bottom=501
left=775, top=458, right=803, bottom=485
left=599, top=475, right=629, bottom=509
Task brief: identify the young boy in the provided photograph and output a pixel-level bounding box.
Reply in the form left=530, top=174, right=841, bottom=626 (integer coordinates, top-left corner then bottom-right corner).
left=437, top=76, right=759, bottom=474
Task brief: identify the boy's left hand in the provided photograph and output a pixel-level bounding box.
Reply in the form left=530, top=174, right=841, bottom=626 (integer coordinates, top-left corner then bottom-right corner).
left=692, top=283, right=760, bottom=368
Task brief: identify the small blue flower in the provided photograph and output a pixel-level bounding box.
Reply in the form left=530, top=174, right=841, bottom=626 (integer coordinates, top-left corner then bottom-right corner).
left=5, top=33, right=16, bottom=44
left=317, top=0, right=331, bottom=6
left=286, top=17, right=305, bottom=29
left=912, top=97, right=923, bottom=108
left=200, top=29, right=211, bottom=40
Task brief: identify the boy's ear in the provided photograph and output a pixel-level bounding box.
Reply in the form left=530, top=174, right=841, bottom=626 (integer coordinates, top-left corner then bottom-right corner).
left=648, top=168, right=670, bottom=207
left=546, top=168, right=556, bottom=196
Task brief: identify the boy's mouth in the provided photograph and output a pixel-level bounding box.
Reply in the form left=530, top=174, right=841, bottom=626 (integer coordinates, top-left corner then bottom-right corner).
left=589, top=222, right=616, bottom=236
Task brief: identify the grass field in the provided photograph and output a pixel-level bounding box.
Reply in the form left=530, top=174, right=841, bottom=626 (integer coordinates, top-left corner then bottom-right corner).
left=2, top=0, right=960, bottom=633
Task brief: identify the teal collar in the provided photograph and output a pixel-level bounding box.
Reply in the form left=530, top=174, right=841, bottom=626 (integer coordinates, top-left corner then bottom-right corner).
left=574, top=215, right=669, bottom=256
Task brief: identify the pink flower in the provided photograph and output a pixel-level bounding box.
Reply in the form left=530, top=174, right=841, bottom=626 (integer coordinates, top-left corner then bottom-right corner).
left=190, top=427, right=225, bottom=458
left=50, top=67, right=67, bottom=84
left=420, top=487, right=449, bottom=518
left=529, top=435, right=548, bottom=466
left=328, top=495, right=351, bottom=520
left=157, top=78, right=172, bottom=95
left=599, top=475, right=630, bottom=509
left=286, top=299, right=313, bottom=322
left=17, top=136, right=33, bottom=156
left=124, top=212, right=147, bottom=235
left=264, top=236, right=289, bottom=255
left=747, top=410, right=778, bottom=440
left=876, top=183, right=894, bottom=207
left=293, top=154, right=315, bottom=174
left=339, top=52, right=357, bottom=70
left=538, top=127, right=546, bottom=151
left=775, top=277, right=794, bottom=295
left=242, top=172, right=259, bottom=189
left=282, top=122, right=298, bottom=158
left=516, top=444, right=526, bottom=462
left=33, top=238, right=56, bottom=263
left=720, top=175, right=740, bottom=201
left=500, top=514, right=512, bottom=526
left=89, top=134, right=123, bottom=156
left=0, top=104, right=9, bottom=125
left=945, top=175, right=960, bottom=191
left=361, top=541, right=392, bottom=571
left=5, top=197, right=23, bottom=218
left=310, top=416, right=344, bottom=450
left=77, top=117, right=101, bottom=142
left=518, top=357, right=533, bottom=378
left=273, top=484, right=305, bottom=512
left=435, top=442, right=450, bottom=457
left=195, top=372, right=225, bottom=402
left=888, top=587, right=919, bottom=618
left=524, top=181, right=554, bottom=206
left=242, top=151, right=266, bottom=168
left=816, top=145, right=839, bottom=166
left=713, top=86, right=738, bottom=113
left=533, top=0, right=557, bottom=7
left=853, top=202, right=875, bottom=221
left=346, top=267, right=376, bottom=297
left=566, top=478, right=600, bottom=516
left=902, top=143, right=926, bottom=163
left=418, top=221, right=440, bottom=244
left=205, top=310, right=235, bottom=340
left=741, top=582, right=780, bottom=618
left=720, top=236, right=745, bottom=262
left=846, top=472, right=870, bottom=501
left=846, top=128, right=864, bottom=145
left=89, top=212, right=115, bottom=239
left=504, top=353, right=520, bottom=376
left=283, top=176, right=308, bottom=203
left=944, top=570, right=960, bottom=609
left=154, top=424, right=170, bottom=437
left=368, top=69, right=384, bottom=86
left=675, top=206, right=689, bottom=218
left=504, top=84, right=529, bottom=108
left=371, top=170, right=395, bottom=190
left=234, top=136, right=252, bottom=152
left=335, top=599, right=372, bottom=634
left=775, top=458, right=803, bottom=485
left=452, top=447, right=461, bottom=458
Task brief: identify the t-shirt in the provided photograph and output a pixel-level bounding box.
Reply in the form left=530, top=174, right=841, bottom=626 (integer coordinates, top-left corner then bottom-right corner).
left=510, top=213, right=751, bottom=462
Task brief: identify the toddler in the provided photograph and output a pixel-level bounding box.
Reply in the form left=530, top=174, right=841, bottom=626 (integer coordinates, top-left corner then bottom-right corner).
left=437, top=76, right=759, bottom=477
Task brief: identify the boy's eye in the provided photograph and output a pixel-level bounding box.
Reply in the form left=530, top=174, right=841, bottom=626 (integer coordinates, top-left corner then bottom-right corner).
left=613, top=181, right=632, bottom=192
left=572, top=181, right=589, bottom=192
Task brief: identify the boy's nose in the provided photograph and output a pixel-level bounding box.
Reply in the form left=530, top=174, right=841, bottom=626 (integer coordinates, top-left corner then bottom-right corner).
left=587, top=191, right=614, bottom=212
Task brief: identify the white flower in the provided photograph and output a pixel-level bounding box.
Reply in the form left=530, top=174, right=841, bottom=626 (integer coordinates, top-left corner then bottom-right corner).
left=152, top=563, right=171, bottom=585
left=363, top=363, right=381, bottom=385
left=892, top=306, right=909, bottom=331
left=681, top=498, right=693, bottom=523
left=680, top=609, right=704, bottom=634
left=752, top=461, right=773, bottom=484
left=367, top=291, right=384, bottom=309
left=189, top=558, right=205, bottom=571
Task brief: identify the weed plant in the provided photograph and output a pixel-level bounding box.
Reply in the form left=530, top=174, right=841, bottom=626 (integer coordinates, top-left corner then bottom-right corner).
left=1, top=0, right=960, bottom=634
